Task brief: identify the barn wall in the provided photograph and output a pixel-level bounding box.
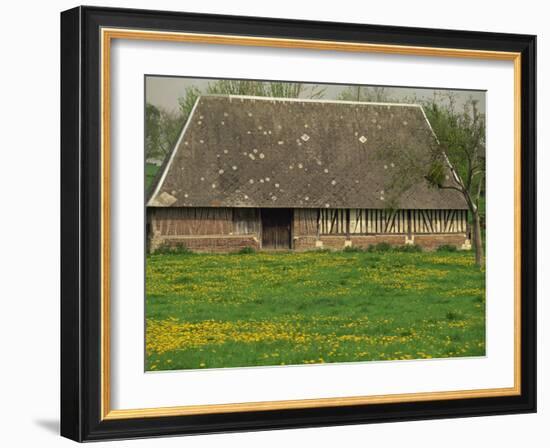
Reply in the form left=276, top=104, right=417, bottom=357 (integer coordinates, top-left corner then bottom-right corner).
left=293, top=207, right=470, bottom=251
left=293, top=209, right=318, bottom=236
left=150, top=207, right=232, bottom=236
left=148, top=207, right=471, bottom=253
left=148, top=207, right=260, bottom=252
left=151, top=235, right=261, bottom=253
left=318, top=208, right=468, bottom=235
left=294, top=234, right=470, bottom=252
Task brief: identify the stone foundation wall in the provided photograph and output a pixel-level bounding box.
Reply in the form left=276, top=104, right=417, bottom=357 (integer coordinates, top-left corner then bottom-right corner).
left=293, top=233, right=469, bottom=251
left=293, top=236, right=319, bottom=251
left=413, top=234, right=471, bottom=251
left=351, top=235, right=407, bottom=249
left=150, top=233, right=469, bottom=253
left=150, top=234, right=260, bottom=253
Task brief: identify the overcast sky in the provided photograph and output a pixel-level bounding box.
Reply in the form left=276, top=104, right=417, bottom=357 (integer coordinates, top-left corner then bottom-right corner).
left=145, top=76, right=486, bottom=114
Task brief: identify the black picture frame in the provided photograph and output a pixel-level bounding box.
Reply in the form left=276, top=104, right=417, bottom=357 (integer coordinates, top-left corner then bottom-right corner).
left=61, top=5, right=536, bottom=442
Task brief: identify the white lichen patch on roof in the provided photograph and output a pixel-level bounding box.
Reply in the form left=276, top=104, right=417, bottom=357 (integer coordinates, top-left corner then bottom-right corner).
left=149, top=191, right=178, bottom=207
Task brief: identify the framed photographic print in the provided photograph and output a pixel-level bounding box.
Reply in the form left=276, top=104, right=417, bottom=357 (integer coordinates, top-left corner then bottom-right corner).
left=60, top=6, right=536, bottom=442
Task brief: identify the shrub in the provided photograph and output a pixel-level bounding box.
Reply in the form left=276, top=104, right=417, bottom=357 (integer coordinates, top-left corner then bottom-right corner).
left=154, top=244, right=193, bottom=255
left=394, top=244, right=423, bottom=253
left=236, top=246, right=256, bottom=254
left=437, top=244, right=458, bottom=252
left=342, top=246, right=364, bottom=253
left=446, top=311, right=463, bottom=321
left=366, top=243, right=392, bottom=253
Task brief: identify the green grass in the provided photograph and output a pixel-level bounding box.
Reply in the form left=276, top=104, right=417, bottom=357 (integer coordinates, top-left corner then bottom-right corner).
left=145, top=163, right=160, bottom=192
left=145, top=250, right=485, bottom=371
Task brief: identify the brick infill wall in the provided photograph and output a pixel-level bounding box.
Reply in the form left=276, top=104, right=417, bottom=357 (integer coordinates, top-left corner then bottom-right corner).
left=293, top=233, right=469, bottom=251
left=150, top=234, right=260, bottom=253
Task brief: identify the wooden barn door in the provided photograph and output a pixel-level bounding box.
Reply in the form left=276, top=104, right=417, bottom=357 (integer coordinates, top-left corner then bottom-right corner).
left=261, top=209, right=292, bottom=249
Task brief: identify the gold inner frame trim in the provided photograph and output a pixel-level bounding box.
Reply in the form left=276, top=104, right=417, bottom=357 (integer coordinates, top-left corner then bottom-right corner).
left=100, top=27, right=522, bottom=420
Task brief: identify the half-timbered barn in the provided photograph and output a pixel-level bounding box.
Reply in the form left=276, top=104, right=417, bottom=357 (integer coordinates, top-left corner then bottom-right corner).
left=147, top=95, right=470, bottom=252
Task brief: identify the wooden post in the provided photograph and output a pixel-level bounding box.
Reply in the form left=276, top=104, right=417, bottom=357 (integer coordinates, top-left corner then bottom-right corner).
left=316, top=209, right=321, bottom=241
left=290, top=209, right=294, bottom=249
left=346, top=209, right=350, bottom=238
left=259, top=208, right=263, bottom=249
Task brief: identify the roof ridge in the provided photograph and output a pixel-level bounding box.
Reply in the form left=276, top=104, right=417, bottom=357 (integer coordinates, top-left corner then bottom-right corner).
left=199, top=94, right=423, bottom=108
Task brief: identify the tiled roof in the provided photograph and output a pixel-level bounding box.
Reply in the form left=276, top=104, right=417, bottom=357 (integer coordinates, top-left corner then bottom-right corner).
left=148, top=95, right=467, bottom=210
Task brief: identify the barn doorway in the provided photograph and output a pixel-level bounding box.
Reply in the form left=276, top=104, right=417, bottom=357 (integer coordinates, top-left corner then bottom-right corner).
left=261, top=208, right=292, bottom=249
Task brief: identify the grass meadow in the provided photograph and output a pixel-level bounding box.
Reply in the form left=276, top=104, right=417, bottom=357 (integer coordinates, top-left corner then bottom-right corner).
left=145, top=248, right=485, bottom=371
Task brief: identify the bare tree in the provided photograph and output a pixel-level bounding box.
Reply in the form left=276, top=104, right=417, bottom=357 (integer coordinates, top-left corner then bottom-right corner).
left=266, top=82, right=326, bottom=99
left=203, top=79, right=325, bottom=99
left=205, top=79, right=267, bottom=96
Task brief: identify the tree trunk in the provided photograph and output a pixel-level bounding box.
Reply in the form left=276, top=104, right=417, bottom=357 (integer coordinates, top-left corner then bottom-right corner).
left=472, top=211, right=484, bottom=267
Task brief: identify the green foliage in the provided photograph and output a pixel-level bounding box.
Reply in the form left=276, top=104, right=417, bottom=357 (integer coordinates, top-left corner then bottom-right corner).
left=422, top=96, right=486, bottom=207
left=426, top=159, right=447, bottom=188
left=145, top=103, right=183, bottom=159
left=267, top=82, right=302, bottom=99
left=411, top=93, right=486, bottom=266
left=366, top=242, right=392, bottom=252
left=145, top=250, right=485, bottom=370
left=145, top=163, right=160, bottom=192
left=145, top=103, right=161, bottom=156
left=154, top=245, right=194, bottom=255
left=446, top=311, right=463, bottom=321
left=357, top=244, right=423, bottom=253
left=177, top=86, right=201, bottom=118
left=394, top=244, right=423, bottom=253
left=437, top=245, right=458, bottom=253
left=342, top=246, right=365, bottom=253
left=236, top=246, right=256, bottom=255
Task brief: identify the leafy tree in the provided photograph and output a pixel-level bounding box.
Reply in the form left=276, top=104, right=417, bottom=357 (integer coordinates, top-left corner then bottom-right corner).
left=145, top=103, right=183, bottom=159
left=178, top=86, right=201, bottom=119
left=371, top=92, right=486, bottom=266
left=423, top=95, right=486, bottom=266
left=145, top=103, right=161, bottom=158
